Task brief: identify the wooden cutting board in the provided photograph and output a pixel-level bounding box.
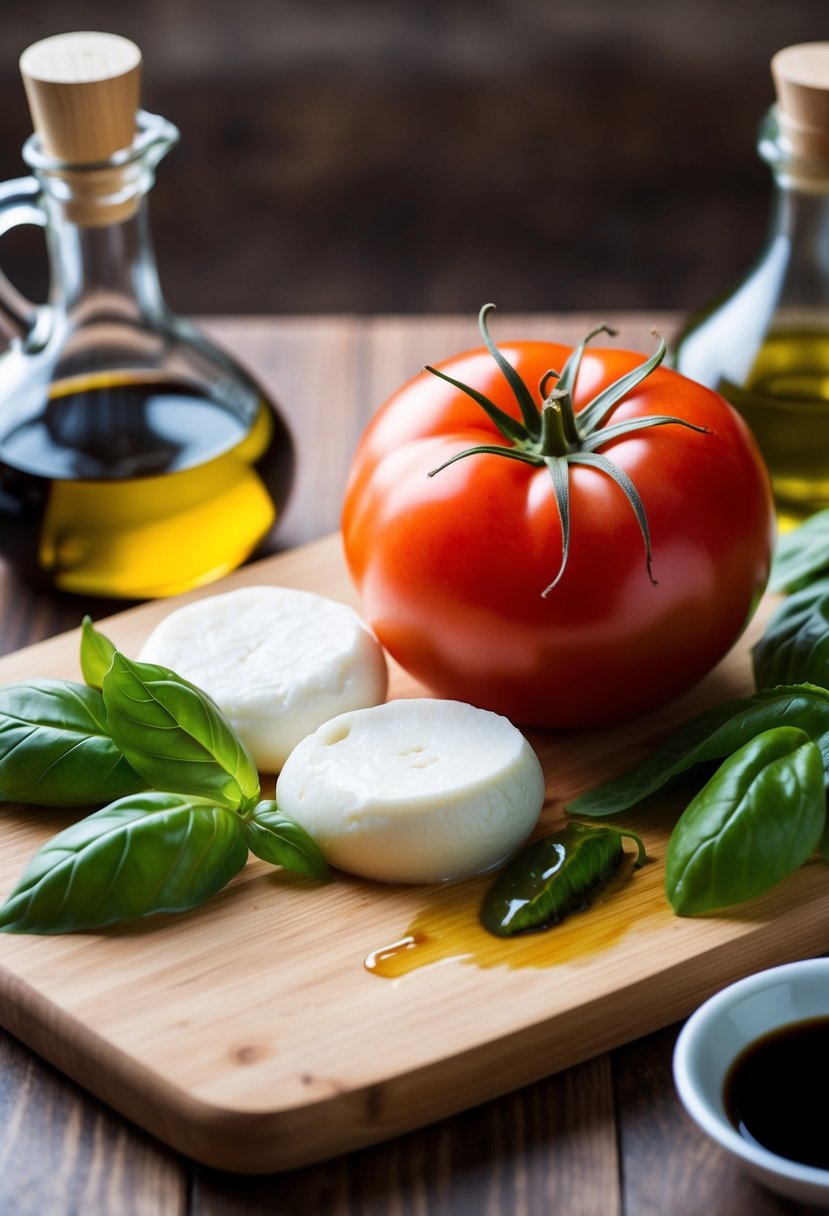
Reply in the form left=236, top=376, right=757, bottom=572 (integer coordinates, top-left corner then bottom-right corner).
left=0, top=533, right=826, bottom=1175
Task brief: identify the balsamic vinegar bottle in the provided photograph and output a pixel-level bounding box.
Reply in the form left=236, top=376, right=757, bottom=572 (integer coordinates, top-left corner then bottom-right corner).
left=673, top=43, right=829, bottom=529
left=0, top=32, right=294, bottom=597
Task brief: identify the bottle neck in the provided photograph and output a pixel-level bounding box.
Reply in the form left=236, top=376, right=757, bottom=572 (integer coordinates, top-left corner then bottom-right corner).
left=41, top=194, right=165, bottom=318
left=760, top=104, right=829, bottom=192
left=20, top=109, right=177, bottom=324
left=771, top=178, right=829, bottom=240
left=760, top=107, right=829, bottom=304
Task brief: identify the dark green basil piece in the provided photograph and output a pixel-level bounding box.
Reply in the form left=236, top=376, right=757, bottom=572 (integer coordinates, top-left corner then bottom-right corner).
left=80, top=615, right=117, bottom=690
left=567, top=684, right=829, bottom=818
left=0, top=679, right=144, bottom=806
left=481, top=822, right=646, bottom=937
left=102, top=653, right=259, bottom=811
left=0, top=791, right=249, bottom=934
left=244, top=800, right=329, bottom=879
left=769, top=510, right=829, bottom=594
left=752, top=579, right=829, bottom=691
left=665, top=727, right=825, bottom=916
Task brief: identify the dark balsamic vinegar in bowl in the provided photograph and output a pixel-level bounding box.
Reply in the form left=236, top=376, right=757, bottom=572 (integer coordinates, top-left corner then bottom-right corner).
left=725, top=1016, right=829, bottom=1170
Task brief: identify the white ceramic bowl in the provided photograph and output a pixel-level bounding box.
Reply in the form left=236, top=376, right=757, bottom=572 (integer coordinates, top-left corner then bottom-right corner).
left=673, top=959, right=829, bottom=1207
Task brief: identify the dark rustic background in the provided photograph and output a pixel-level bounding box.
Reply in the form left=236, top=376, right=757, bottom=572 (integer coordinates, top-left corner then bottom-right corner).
left=0, top=1, right=825, bottom=317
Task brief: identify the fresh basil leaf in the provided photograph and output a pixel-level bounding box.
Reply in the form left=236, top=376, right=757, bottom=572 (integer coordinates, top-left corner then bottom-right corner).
left=0, top=679, right=144, bottom=806
left=567, top=684, right=829, bottom=817
left=753, top=579, right=829, bottom=691
left=481, top=822, right=646, bottom=936
left=244, top=800, right=329, bottom=879
left=102, top=653, right=260, bottom=811
left=0, top=791, right=249, bottom=934
left=665, top=726, right=825, bottom=916
left=80, top=616, right=117, bottom=690
left=769, top=510, right=829, bottom=594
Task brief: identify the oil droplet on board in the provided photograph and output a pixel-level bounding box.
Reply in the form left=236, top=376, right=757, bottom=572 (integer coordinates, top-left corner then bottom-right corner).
left=365, top=854, right=657, bottom=979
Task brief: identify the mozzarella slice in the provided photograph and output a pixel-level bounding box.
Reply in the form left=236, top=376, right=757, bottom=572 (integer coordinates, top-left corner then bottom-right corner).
left=138, top=585, right=387, bottom=772
left=276, top=698, right=545, bottom=884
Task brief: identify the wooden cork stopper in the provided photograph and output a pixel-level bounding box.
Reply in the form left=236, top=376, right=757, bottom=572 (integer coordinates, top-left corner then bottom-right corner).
left=772, top=43, right=829, bottom=161
left=18, top=32, right=143, bottom=226
left=20, top=31, right=141, bottom=163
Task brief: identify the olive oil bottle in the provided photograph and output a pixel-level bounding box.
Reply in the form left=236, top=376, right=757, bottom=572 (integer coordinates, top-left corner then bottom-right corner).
left=0, top=33, right=294, bottom=596
left=0, top=373, right=292, bottom=597
left=673, top=44, right=829, bottom=529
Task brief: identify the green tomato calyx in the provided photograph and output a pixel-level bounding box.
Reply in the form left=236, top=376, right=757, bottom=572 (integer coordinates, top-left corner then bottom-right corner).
left=425, top=304, right=707, bottom=596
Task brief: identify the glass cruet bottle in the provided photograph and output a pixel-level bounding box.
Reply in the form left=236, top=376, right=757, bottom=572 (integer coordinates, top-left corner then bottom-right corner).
left=0, top=31, right=294, bottom=598
left=673, top=42, right=829, bottom=530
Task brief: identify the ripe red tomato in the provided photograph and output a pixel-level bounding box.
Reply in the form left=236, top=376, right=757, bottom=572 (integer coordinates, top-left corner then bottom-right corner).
left=341, top=314, right=774, bottom=728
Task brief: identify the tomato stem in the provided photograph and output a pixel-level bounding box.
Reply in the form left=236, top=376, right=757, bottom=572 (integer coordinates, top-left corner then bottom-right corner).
left=425, top=309, right=708, bottom=596
left=539, top=369, right=561, bottom=399
left=478, top=304, right=541, bottom=439
left=540, top=399, right=575, bottom=457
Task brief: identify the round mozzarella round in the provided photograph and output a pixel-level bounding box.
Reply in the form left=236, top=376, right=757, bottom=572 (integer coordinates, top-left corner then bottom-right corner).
left=276, top=698, right=545, bottom=884
left=138, top=585, right=387, bottom=772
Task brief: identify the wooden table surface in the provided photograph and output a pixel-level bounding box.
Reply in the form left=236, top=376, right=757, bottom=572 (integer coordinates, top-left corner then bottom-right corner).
left=0, top=314, right=818, bottom=1216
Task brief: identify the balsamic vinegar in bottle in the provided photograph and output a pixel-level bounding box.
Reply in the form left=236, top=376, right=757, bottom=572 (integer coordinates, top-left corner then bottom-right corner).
left=0, top=372, right=293, bottom=597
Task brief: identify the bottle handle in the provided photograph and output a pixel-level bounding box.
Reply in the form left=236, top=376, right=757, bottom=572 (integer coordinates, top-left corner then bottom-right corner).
left=0, top=175, right=45, bottom=341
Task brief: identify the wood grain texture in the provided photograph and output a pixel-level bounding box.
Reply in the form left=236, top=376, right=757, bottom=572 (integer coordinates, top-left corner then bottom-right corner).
left=0, top=1028, right=186, bottom=1216
left=0, top=4, right=792, bottom=317
left=199, top=311, right=680, bottom=544
left=0, top=314, right=812, bottom=1211
left=19, top=31, right=141, bottom=162
left=0, top=532, right=820, bottom=1175
left=612, top=1027, right=821, bottom=1216
left=192, top=1057, right=620, bottom=1216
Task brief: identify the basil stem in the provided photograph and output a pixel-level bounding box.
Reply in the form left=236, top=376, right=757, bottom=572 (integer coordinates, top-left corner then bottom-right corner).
left=0, top=679, right=144, bottom=807
left=753, top=579, right=829, bottom=691
left=665, top=727, right=825, bottom=916
left=567, top=684, right=829, bottom=817
left=102, top=653, right=260, bottom=812
left=481, top=822, right=646, bottom=936
left=244, top=800, right=330, bottom=879
left=0, top=792, right=249, bottom=934
left=769, top=509, right=829, bottom=594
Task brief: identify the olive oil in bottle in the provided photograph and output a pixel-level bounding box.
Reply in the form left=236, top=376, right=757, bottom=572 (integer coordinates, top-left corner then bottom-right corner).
left=0, top=374, right=293, bottom=598
left=673, top=44, right=829, bottom=529
left=0, top=32, right=294, bottom=596
left=714, top=330, right=829, bottom=527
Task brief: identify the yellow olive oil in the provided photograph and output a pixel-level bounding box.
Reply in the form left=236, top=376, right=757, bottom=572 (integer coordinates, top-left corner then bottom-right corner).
left=717, top=330, right=829, bottom=529
left=364, top=851, right=648, bottom=979
left=0, top=373, right=293, bottom=598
